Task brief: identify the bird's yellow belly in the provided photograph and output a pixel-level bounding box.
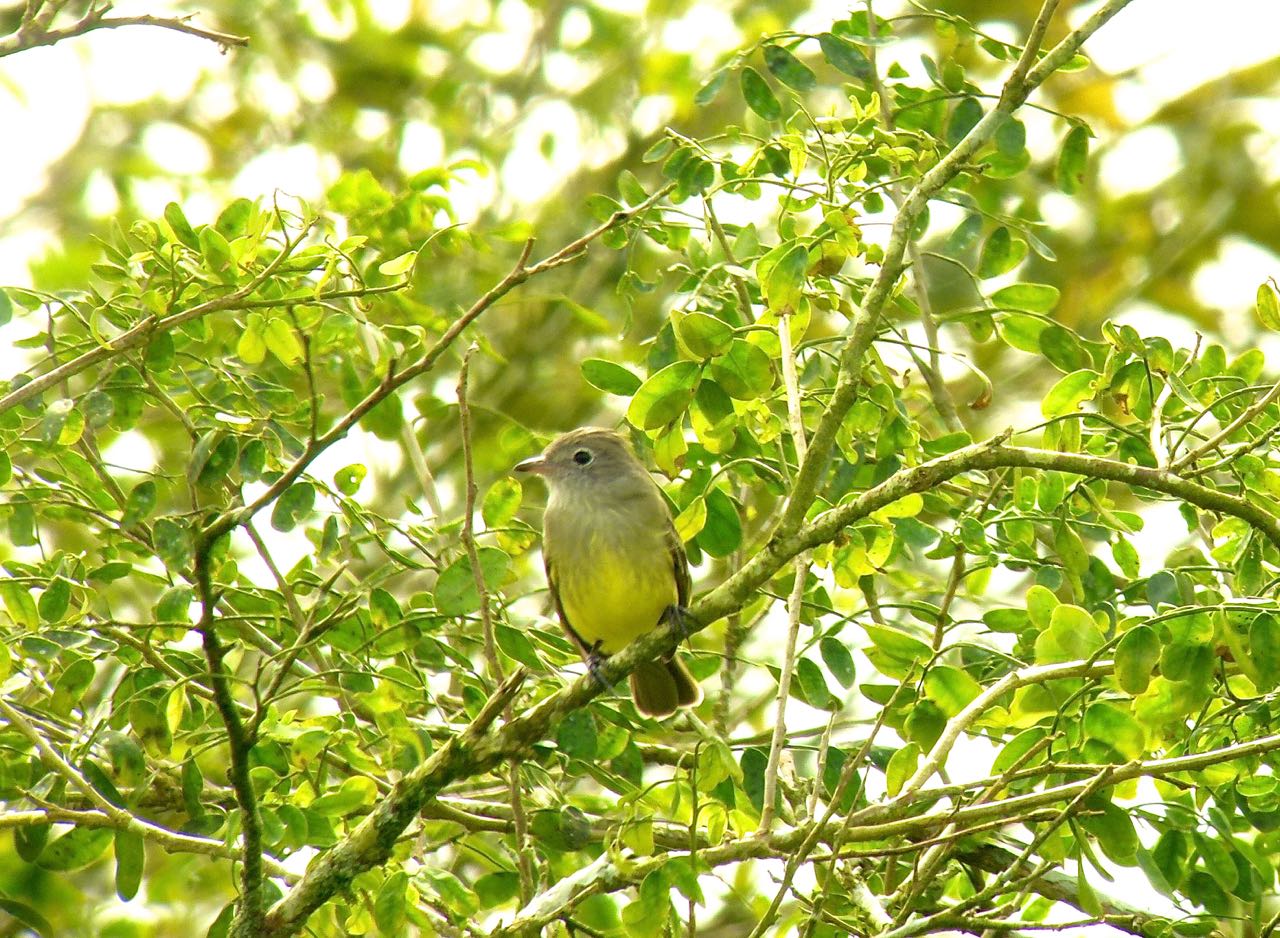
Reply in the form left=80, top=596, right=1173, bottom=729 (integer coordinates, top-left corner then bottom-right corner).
left=559, top=547, right=676, bottom=655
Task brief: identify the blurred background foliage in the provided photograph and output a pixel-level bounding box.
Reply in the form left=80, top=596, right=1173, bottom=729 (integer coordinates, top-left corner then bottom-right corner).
left=5, top=0, right=1280, bottom=487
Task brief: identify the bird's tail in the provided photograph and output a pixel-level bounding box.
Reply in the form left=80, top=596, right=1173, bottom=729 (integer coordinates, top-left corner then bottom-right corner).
left=630, top=655, right=702, bottom=717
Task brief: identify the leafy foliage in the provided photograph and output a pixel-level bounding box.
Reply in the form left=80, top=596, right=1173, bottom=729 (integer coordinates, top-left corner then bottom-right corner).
left=3, top=1, right=1280, bottom=937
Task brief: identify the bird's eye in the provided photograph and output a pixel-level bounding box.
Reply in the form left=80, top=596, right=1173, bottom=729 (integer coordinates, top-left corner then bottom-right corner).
left=573, top=449, right=593, bottom=466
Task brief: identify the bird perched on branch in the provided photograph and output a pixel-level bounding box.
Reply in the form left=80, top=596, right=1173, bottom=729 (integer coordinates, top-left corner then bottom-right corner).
left=516, top=428, right=701, bottom=717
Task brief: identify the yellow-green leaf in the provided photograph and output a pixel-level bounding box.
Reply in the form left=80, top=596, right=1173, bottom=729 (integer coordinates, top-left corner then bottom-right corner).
left=263, top=318, right=303, bottom=366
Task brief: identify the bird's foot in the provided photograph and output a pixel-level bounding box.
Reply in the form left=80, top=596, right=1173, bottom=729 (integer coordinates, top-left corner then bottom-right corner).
left=663, top=604, right=698, bottom=640
left=586, top=645, right=611, bottom=691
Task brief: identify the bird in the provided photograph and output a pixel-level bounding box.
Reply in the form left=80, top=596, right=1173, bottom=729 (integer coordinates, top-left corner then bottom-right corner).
left=515, top=427, right=702, bottom=717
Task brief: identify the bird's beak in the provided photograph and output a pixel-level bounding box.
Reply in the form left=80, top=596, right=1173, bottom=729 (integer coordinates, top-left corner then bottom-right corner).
left=515, top=454, right=547, bottom=475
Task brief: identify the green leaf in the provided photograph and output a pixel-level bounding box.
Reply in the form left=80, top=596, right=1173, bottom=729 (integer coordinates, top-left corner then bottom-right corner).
left=163, top=202, right=199, bottom=250
left=482, top=477, right=523, bottom=528
left=1039, top=326, right=1092, bottom=373
left=192, top=433, right=239, bottom=488
left=377, top=251, right=419, bottom=276
left=556, top=709, right=597, bottom=760
left=626, top=361, right=701, bottom=430
left=694, top=70, right=728, bottom=106
left=820, top=637, right=855, bottom=688
left=334, top=464, right=366, bottom=496
left=762, top=242, right=808, bottom=311
left=709, top=340, right=774, bottom=400
left=270, top=482, right=316, bottom=532
left=120, top=478, right=156, bottom=529
left=675, top=312, right=734, bottom=359
left=181, top=758, right=205, bottom=819
left=1257, top=282, right=1280, bottom=331
left=673, top=496, right=707, bottom=543
left=793, top=657, right=836, bottom=710
left=82, top=390, right=114, bottom=429
left=1146, top=570, right=1179, bottom=610
left=0, top=581, right=38, bottom=629
left=923, top=665, right=982, bottom=717
left=700, top=487, right=742, bottom=558
left=37, top=827, right=114, bottom=870
left=885, top=742, right=921, bottom=797
left=618, top=169, right=648, bottom=204
left=1041, top=369, right=1098, bottom=418
left=475, top=871, right=520, bottom=909
left=1034, top=603, right=1103, bottom=666
left=237, top=314, right=267, bottom=364
left=1084, top=702, right=1145, bottom=759
left=80, top=760, right=126, bottom=809
left=37, top=577, right=72, bottom=623
left=369, top=588, right=401, bottom=628
left=310, top=776, right=377, bottom=816
left=263, top=317, right=304, bottom=366
left=1112, top=537, right=1140, bottom=578
left=435, top=547, right=510, bottom=616
left=1056, top=125, right=1090, bottom=194
left=996, top=313, right=1047, bottom=353
left=373, top=871, right=408, bottom=934
left=946, top=98, right=983, bottom=148
left=818, top=32, right=872, bottom=78
left=1194, top=832, right=1238, bottom=892
left=240, top=439, right=267, bottom=481
left=0, top=898, right=51, bottom=936
left=14, top=823, right=49, bottom=863
left=8, top=499, right=35, bottom=546
left=165, top=687, right=187, bottom=734
left=1036, top=472, right=1066, bottom=513
left=144, top=332, right=175, bottom=371
left=495, top=623, right=542, bottom=669
left=991, top=283, right=1060, bottom=313
left=114, top=829, right=144, bottom=901
left=0, top=288, right=12, bottom=326
left=763, top=44, right=816, bottom=91
left=995, top=116, right=1027, bottom=156
left=199, top=225, right=233, bottom=274
left=1054, top=522, right=1089, bottom=578
left=1249, top=613, right=1280, bottom=690
left=992, top=727, right=1047, bottom=774
left=740, top=67, right=781, bottom=121
left=1077, top=863, right=1101, bottom=916
left=977, top=227, right=1026, bottom=279
left=530, top=806, right=591, bottom=852
left=582, top=358, right=643, bottom=396
left=863, top=623, right=931, bottom=666
left=216, top=197, right=254, bottom=237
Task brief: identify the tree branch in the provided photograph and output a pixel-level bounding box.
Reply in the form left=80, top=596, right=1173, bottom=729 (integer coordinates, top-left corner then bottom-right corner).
left=261, top=667, right=529, bottom=936
left=195, top=538, right=265, bottom=937
left=697, top=437, right=1280, bottom=628
left=0, top=9, right=248, bottom=58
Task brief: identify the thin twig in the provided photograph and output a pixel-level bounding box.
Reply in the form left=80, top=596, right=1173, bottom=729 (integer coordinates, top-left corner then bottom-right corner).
left=758, top=309, right=810, bottom=834
left=194, top=537, right=265, bottom=937
left=0, top=10, right=249, bottom=57
left=458, top=343, right=500, bottom=681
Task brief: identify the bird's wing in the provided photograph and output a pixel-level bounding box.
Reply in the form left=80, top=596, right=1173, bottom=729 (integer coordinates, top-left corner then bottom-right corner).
left=665, top=518, right=691, bottom=609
